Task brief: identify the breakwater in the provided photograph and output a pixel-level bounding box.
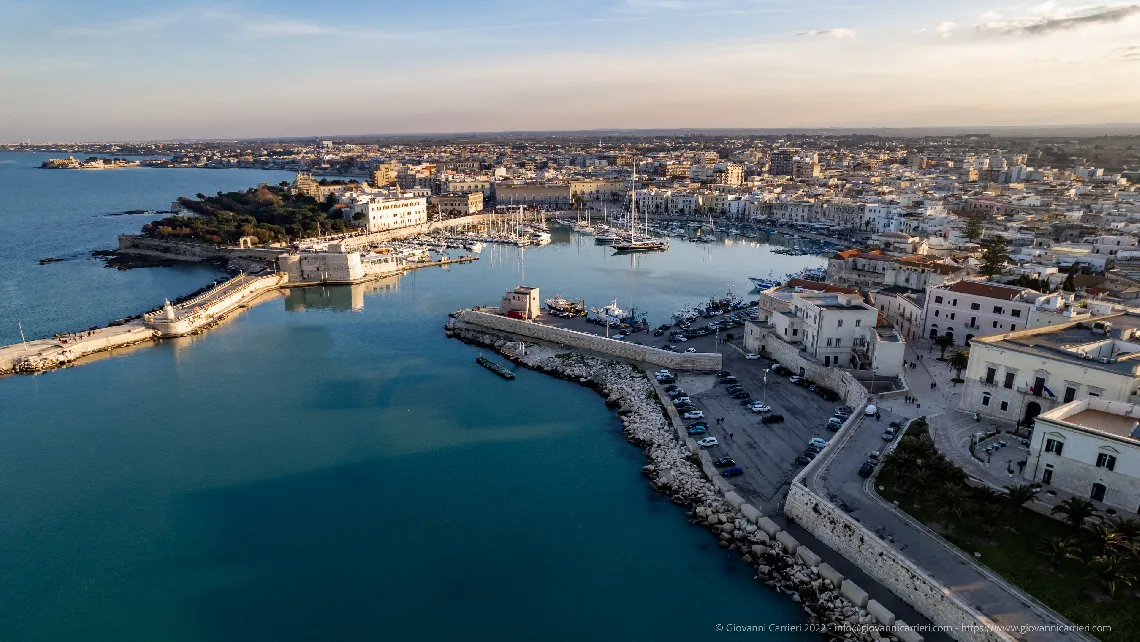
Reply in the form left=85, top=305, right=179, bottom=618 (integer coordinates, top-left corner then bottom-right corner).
left=445, top=319, right=924, bottom=641
left=452, top=309, right=722, bottom=371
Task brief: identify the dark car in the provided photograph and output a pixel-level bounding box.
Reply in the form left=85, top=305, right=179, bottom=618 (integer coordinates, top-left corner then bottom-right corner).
left=664, top=384, right=679, bottom=392
left=740, top=397, right=757, bottom=406
left=687, top=425, right=708, bottom=435
left=721, top=466, right=744, bottom=477
left=858, top=462, right=875, bottom=477
left=730, top=391, right=751, bottom=399
left=719, top=376, right=739, bottom=384
left=795, top=378, right=812, bottom=388
left=716, top=371, right=732, bottom=378
left=675, top=404, right=697, bottom=413
left=820, top=390, right=840, bottom=402
left=771, top=364, right=788, bottom=375
left=653, top=330, right=665, bottom=337
left=663, top=345, right=677, bottom=352
left=800, top=450, right=819, bottom=461
left=714, top=457, right=736, bottom=468
left=657, top=376, right=675, bottom=384
left=761, top=414, right=785, bottom=425
left=667, top=389, right=686, bottom=398
left=725, top=385, right=745, bottom=394
left=805, top=444, right=822, bottom=455
left=794, top=455, right=813, bottom=465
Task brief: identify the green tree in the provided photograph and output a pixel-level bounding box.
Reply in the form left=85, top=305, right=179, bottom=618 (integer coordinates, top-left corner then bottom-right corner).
left=964, top=213, right=984, bottom=242
left=976, top=503, right=1010, bottom=539
left=1051, top=497, right=1098, bottom=533
left=930, top=482, right=973, bottom=529
left=1003, top=484, right=1037, bottom=517
left=935, top=332, right=956, bottom=359
left=1088, top=555, right=1135, bottom=599
left=1105, top=516, right=1140, bottom=540
left=1036, top=536, right=1082, bottom=570
left=979, top=235, right=1010, bottom=278
left=1088, top=522, right=1129, bottom=556
left=948, top=350, right=969, bottom=379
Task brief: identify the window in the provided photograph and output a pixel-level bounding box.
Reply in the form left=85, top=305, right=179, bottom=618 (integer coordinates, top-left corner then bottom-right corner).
left=835, top=338, right=841, bottom=347
left=971, top=302, right=981, bottom=311
left=1012, top=309, right=1022, bottom=318
left=1000, top=401, right=1009, bottom=411
left=1042, top=467, right=1053, bottom=485
left=935, top=310, right=940, bottom=317
left=837, top=320, right=843, bottom=328
left=855, top=319, right=861, bottom=327
left=1045, top=438, right=1064, bottom=455
left=993, top=306, right=1004, bottom=314
left=1004, top=372, right=1015, bottom=389
left=1064, top=387, right=1077, bottom=403
left=934, top=295, right=943, bottom=303
left=950, top=313, right=956, bottom=320
left=952, top=299, right=958, bottom=306
left=982, top=393, right=991, bottom=406
left=1096, top=453, right=1117, bottom=471
left=992, top=321, right=999, bottom=329
left=986, top=367, right=997, bottom=384
left=970, top=316, right=977, bottom=327
left=1010, top=325, right=1016, bottom=332
left=826, top=338, right=833, bottom=347
left=1092, top=483, right=1107, bottom=502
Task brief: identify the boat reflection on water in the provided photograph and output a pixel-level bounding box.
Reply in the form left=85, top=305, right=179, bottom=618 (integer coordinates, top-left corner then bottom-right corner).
left=283, top=275, right=402, bottom=313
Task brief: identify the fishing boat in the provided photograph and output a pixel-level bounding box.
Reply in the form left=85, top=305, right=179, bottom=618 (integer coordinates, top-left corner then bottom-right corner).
left=589, top=299, right=627, bottom=326
left=749, top=277, right=782, bottom=290
left=476, top=355, right=515, bottom=379
left=545, top=294, right=587, bottom=318
left=464, top=241, right=484, bottom=253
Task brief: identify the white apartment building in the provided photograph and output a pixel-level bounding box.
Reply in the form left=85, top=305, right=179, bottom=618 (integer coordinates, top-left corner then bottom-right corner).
left=667, top=193, right=697, bottom=215
left=1026, top=398, right=1140, bottom=514
left=873, top=288, right=924, bottom=343
left=341, top=193, right=428, bottom=233
left=921, top=281, right=1087, bottom=345
left=636, top=189, right=669, bottom=215
left=441, top=178, right=492, bottom=197
left=960, top=314, right=1140, bottom=425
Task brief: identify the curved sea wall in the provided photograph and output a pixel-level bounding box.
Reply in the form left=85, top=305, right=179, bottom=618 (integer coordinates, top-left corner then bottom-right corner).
left=446, top=318, right=921, bottom=641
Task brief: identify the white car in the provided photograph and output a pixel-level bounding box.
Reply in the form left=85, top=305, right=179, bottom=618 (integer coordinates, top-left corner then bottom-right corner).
left=864, top=404, right=878, bottom=416
left=685, top=348, right=697, bottom=353
left=655, top=370, right=672, bottom=377
left=745, top=354, right=761, bottom=360
left=683, top=410, right=705, bottom=420
left=697, top=437, right=719, bottom=448
left=750, top=404, right=772, bottom=413
left=676, top=336, right=688, bottom=342
left=789, top=375, right=804, bottom=384
left=809, top=437, right=829, bottom=448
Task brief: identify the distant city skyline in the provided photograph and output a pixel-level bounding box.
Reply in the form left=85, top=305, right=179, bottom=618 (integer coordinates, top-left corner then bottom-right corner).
left=3, top=0, right=1140, bottom=141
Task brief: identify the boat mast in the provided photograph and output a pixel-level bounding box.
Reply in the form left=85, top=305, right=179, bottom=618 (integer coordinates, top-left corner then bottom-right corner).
left=630, top=157, right=636, bottom=240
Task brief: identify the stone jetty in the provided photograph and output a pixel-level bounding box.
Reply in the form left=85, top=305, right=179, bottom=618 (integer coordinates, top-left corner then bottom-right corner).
left=446, top=319, right=915, bottom=641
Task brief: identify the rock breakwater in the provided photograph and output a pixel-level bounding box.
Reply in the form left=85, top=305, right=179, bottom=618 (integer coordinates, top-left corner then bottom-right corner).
left=445, top=318, right=906, bottom=641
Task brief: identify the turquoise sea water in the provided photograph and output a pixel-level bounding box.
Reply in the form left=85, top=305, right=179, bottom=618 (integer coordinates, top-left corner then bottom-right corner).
left=0, top=152, right=822, bottom=642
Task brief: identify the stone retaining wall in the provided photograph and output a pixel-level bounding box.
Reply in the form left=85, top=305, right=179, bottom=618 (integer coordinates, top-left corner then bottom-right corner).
left=783, top=482, right=1013, bottom=642
left=746, top=323, right=870, bottom=407
left=145, top=273, right=288, bottom=337
left=455, top=309, right=722, bottom=371
left=117, top=235, right=284, bottom=263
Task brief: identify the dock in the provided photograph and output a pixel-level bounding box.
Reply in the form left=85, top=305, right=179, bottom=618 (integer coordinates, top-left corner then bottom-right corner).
left=476, top=355, right=516, bottom=379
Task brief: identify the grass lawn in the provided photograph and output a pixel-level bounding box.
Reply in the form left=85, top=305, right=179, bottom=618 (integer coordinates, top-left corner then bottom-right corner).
left=878, top=485, right=1140, bottom=642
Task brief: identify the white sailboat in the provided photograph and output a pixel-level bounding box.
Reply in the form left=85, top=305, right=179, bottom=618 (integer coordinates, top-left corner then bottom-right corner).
left=612, top=161, right=667, bottom=253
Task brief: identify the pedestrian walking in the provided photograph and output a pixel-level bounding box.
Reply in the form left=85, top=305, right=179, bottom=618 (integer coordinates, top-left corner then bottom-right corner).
left=930, top=381, right=936, bottom=390
left=730, top=432, right=734, bottom=439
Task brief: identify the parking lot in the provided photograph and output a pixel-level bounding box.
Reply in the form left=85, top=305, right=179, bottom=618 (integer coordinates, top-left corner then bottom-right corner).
left=664, top=348, right=852, bottom=511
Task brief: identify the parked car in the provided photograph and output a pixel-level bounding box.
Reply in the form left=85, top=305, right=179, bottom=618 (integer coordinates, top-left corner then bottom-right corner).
left=688, top=422, right=709, bottom=431
left=721, top=466, right=744, bottom=477
left=789, top=375, right=804, bottom=384
left=745, top=354, right=761, bottom=360
left=809, top=437, right=829, bottom=448
left=672, top=397, right=691, bottom=405
left=749, top=404, right=772, bottom=413
left=794, top=455, right=813, bottom=465
left=720, top=376, right=739, bottom=384
left=714, top=457, right=736, bottom=468
left=683, top=411, right=705, bottom=420
left=657, top=376, right=675, bottom=384
left=664, top=384, right=679, bottom=392
left=740, top=397, right=757, bottom=406
left=653, top=330, right=665, bottom=337
left=716, top=371, right=732, bottom=379
left=761, top=414, right=785, bottom=425
left=675, top=404, right=697, bottom=413
left=696, top=437, right=719, bottom=448
left=882, top=428, right=897, bottom=441
left=889, top=420, right=902, bottom=429
left=725, top=385, right=745, bottom=393
left=663, top=345, right=677, bottom=352
left=820, top=389, right=840, bottom=402
left=730, top=391, right=751, bottom=399
left=858, top=462, right=875, bottom=477
left=805, top=444, right=822, bottom=455
left=864, top=404, right=878, bottom=416
left=835, top=406, right=853, bottom=417
left=688, top=426, right=708, bottom=435
left=771, top=364, right=788, bottom=375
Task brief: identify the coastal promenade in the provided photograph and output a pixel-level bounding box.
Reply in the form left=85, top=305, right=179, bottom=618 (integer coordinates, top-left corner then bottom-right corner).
left=0, top=323, right=156, bottom=375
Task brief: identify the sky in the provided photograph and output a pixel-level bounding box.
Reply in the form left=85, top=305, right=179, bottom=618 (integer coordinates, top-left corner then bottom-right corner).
left=1, top=0, right=1139, bottom=141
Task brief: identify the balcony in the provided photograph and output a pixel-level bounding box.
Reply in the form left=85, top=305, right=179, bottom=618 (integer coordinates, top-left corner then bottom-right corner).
left=977, top=377, right=997, bottom=388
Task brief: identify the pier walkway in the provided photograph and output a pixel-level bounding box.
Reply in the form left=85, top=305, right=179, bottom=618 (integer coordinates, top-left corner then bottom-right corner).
left=0, top=323, right=156, bottom=375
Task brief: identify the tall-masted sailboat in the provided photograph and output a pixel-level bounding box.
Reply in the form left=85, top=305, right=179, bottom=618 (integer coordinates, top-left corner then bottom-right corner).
left=612, top=160, right=668, bottom=253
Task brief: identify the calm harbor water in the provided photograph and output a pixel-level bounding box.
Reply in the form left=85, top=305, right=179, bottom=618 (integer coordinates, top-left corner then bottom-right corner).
left=0, top=152, right=823, bottom=642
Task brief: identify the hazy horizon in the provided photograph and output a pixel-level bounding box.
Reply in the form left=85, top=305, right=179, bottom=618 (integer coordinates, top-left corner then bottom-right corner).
left=4, top=0, right=1140, bottom=141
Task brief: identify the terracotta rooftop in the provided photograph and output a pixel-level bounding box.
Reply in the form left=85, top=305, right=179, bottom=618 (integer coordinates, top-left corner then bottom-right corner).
left=945, top=280, right=1027, bottom=300
left=786, top=278, right=858, bottom=294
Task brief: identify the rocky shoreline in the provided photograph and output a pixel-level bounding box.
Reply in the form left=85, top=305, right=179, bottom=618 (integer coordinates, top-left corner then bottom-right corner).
left=445, top=318, right=895, bottom=641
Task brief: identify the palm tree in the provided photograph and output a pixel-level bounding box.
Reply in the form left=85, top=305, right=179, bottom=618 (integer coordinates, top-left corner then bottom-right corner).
left=1037, top=536, right=1082, bottom=570
left=948, top=350, right=969, bottom=379
left=1088, top=555, right=1135, bottom=599
left=977, top=503, right=1011, bottom=539
left=1105, top=516, right=1140, bottom=540
left=1088, top=523, right=1129, bottom=556
left=1051, top=497, right=1099, bottom=533
left=1003, top=484, right=1037, bottom=517
left=931, top=482, right=973, bottom=529
left=935, top=332, right=955, bottom=359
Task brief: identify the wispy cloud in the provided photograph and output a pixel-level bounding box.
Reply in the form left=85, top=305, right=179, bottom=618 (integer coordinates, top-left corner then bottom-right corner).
left=795, top=28, right=855, bottom=38
left=979, top=4, right=1140, bottom=36
left=935, top=21, right=957, bottom=39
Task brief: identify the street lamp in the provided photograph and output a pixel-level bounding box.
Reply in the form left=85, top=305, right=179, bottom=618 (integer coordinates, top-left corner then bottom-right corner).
left=763, top=367, right=770, bottom=405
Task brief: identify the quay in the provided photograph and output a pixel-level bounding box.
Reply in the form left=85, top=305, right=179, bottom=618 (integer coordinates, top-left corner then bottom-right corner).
left=1, top=250, right=478, bottom=377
